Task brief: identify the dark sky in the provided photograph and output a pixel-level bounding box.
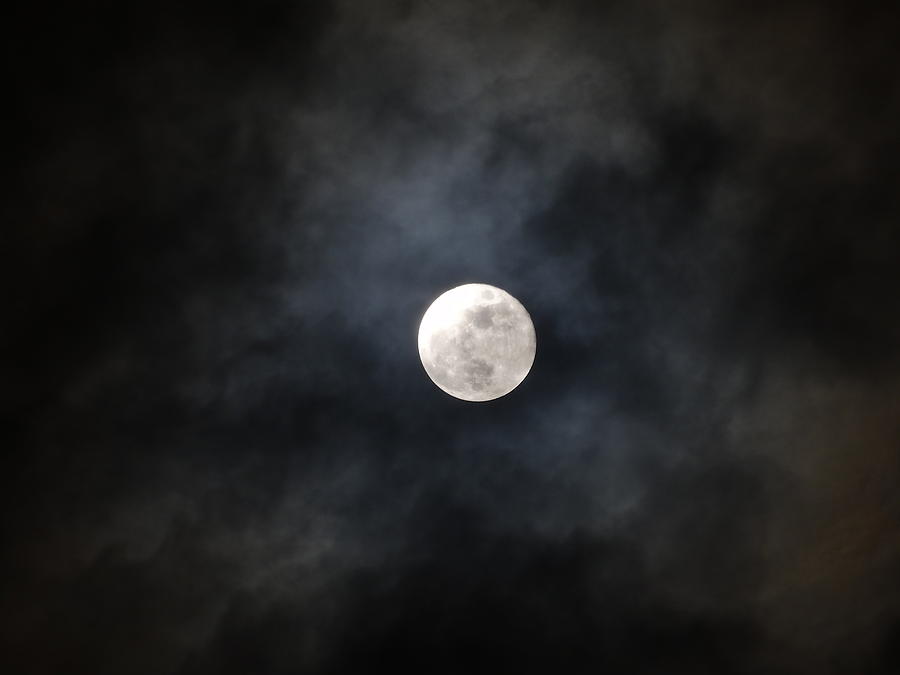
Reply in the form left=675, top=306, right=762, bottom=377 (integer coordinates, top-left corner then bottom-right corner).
left=4, top=1, right=900, bottom=673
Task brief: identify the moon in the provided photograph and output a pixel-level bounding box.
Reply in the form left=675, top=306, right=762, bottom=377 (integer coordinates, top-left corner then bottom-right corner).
left=417, top=283, right=536, bottom=402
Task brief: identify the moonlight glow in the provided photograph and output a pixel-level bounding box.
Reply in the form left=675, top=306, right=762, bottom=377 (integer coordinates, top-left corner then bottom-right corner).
left=417, top=283, right=536, bottom=402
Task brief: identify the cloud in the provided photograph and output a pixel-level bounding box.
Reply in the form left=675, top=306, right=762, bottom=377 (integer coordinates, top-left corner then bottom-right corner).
left=3, top=1, right=899, bottom=673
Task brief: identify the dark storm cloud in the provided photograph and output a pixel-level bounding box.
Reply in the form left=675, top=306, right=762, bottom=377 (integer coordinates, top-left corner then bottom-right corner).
left=4, top=1, right=900, bottom=673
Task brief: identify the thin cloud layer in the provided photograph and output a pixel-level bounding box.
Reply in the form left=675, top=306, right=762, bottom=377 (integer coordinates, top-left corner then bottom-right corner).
left=4, top=1, right=899, bottom=673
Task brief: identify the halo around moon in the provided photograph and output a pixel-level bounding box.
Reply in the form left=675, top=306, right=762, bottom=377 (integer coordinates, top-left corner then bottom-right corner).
left=417, top=283, right=536, bottom=402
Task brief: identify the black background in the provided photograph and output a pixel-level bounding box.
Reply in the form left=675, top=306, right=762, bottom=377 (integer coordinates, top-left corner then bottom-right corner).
left=4, top=1, right=900, bottom=673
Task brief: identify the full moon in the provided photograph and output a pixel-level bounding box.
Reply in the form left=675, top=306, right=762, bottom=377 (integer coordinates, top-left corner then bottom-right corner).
left=417, top=283, right=536, bottom=402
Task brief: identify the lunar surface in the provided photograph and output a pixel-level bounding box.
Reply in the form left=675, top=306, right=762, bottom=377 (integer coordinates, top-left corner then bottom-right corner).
left=417, top=283, right=536, bottom=402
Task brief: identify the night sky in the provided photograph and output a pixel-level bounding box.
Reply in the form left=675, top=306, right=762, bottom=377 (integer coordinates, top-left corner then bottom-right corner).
left=5, top=1, right=900, bottom=673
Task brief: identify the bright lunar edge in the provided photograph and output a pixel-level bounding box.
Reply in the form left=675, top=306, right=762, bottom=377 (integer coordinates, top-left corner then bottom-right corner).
left=418, top=284, right=536, bottom=401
